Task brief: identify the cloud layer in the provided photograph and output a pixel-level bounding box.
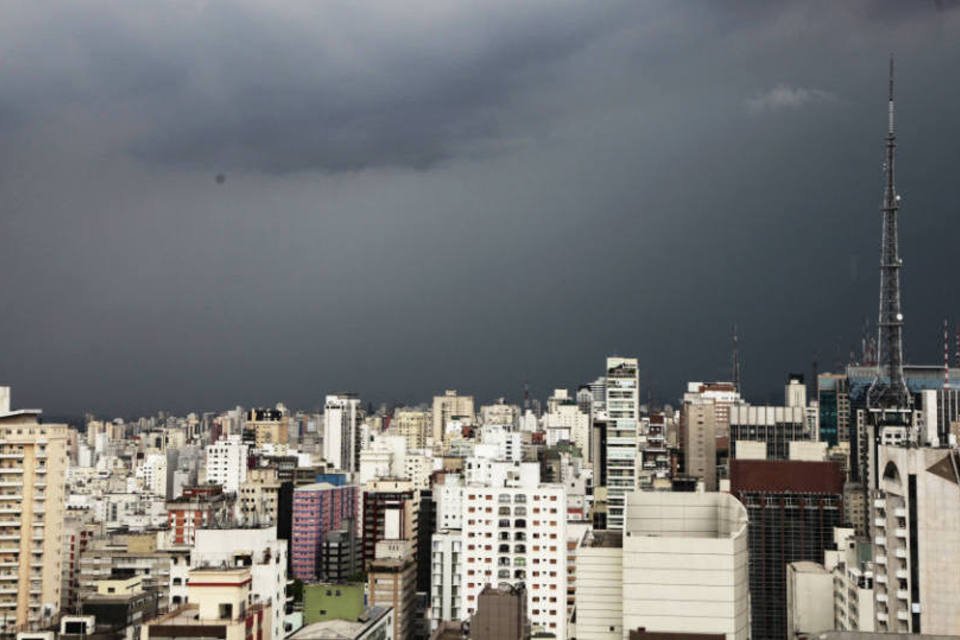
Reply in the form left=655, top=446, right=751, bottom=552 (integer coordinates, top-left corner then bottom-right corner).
left=1, top=1, right=960, bottom=416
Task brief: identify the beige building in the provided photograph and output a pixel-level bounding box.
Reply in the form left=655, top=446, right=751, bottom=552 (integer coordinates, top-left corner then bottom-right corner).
left=576, top=492, right=749, bottom=640
left=680, top=399, right=718, bottom=491
left=393, top=409, right=431, bottom=450
left=432, top=391, right=474, bottom=447
left=786, top=561, right=834, bottom=638
left=826, top=528, right=875, bottom=633
left=0, top=388, right=68, bottom=632
left=872, top=446, right=960, bottom=635
left=145, top=567, right=271, bottom=640
left=251, top=419, right=289, bottom=448
left=238, top=467, right=282, bottom=526
left=368, top=541, right=416, bottom=640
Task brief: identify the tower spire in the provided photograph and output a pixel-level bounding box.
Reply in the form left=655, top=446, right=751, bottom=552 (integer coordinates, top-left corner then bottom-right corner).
left=867, top=55, right=911, bottom=411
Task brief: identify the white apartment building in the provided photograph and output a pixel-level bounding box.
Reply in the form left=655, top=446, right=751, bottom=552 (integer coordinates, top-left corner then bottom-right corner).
left=477, top=425, right=522, bottom=462
left=460, top=482, right=567, bottom=638
left=205, top=435, right=248, bottom=494
left=544, top=390, right=591, bottom=455
left=136, top=453, right=168, bottom=498
left=323, top=394, right=361, bottom=472
left=429, top=530, right=462, bottom=631
left=358, top=433, right=411, bottom=485
left=464, top=458, right=540, bottom=489
left=435, top=475, right=464, bottom=531
left=604, top=356, right=639, bottom=530
left=192, top=526, right=287, bottom=640
left=576, top=492, right=749, bottom=640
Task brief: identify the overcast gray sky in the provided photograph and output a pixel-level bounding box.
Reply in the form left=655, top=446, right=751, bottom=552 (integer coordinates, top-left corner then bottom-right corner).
left=2, top=1, right=960, bottom=417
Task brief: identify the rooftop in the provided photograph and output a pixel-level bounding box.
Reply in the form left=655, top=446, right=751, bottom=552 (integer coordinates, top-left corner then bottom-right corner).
left=288, top=607, right=391, bottom=640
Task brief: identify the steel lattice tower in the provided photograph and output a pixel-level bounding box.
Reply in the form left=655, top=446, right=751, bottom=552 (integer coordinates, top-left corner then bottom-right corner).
left=866, top=56, right=912, bottom=412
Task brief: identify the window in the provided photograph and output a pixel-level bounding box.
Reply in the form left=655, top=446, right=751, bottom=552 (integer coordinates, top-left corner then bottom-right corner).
left=218, top=603, right=233, bottom=620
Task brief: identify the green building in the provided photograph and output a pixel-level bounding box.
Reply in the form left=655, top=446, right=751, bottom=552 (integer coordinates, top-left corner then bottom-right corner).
left=302, top=583, right=365, bottom=625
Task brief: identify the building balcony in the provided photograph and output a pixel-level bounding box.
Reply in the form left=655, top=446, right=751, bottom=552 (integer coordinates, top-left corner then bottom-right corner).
left=875, top=574, right=887, bottom=584
left=897, top=610, right=909, bottom=621
left=875, top=556, right=887, bottom=565
left=877, top=612, right=888, bottom=622
left=897, top=589, right=909, bottom=600
left=0, top=469, right=22, bottom=475
left=875, top=536, right=886, bottom=546
left=874, top=518, right=886, bottom=528
left=877, top=594, right=888, bottom=603
left=874, top=498, right=886, bottom=509
left=894, top=528, right=908, bottom=538
left=895, top=548, right=907, bottom=559
left=895, top=569, right=908, bottom=580
left=894, top=507, right=906, bottom=518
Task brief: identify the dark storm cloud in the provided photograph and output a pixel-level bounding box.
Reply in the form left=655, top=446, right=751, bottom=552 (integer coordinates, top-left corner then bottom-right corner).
left=2, top=1, right=960, bottom=416
left=1, top=1, right=638, bottom=173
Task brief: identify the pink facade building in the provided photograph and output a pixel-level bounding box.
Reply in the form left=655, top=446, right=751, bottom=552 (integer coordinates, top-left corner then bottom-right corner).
left=291, top=482, right=357, bottom=581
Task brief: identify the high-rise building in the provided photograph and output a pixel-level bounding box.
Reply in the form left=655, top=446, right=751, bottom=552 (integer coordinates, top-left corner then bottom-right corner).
left=323, top=394, right=362, bottom=472
left=818, top=374, right=851, bottom=447
left=361, top=479, right=419, bottom=568
left=730, top=459, right=844, bottom=640
left=871, top=446, right=960, bottom=635
left=430, top=530, right=463, bottom=631
left=460, top=482, right=567, bottom=637
left=290, top=482, right=358, bottom=581
left=368, top=540, right=417, bottom=640
left=729, top=404, right=810, bottom=461
left=432, top=391, right=475, bottom=448
left=680, top=398, right=718, bottom=491
left=603, top=356, right=639, bottom=530
left=0, top=389, right=69, bottom=632
left=204, top=434, right=249, bottom=494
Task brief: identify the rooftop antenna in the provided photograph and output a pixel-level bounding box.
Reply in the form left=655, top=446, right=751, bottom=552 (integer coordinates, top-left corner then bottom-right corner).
left=955, top=323, right=960, bottom=369
left=732, top=324, right=742, bottom=395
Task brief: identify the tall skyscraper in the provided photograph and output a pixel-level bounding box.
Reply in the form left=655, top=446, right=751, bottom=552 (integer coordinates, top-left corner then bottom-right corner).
left=730, top=459, right=844, bottom=640
left=0, top=388, right=68, bottom=632
left=603, top=356, right=639, bottom=530
left=323, top=393, right=361, bottom=472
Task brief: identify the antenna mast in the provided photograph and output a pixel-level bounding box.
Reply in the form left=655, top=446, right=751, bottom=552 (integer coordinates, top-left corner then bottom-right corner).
left=866, top=55, right=912, bottom=411
left=732, top=324, right=742, bottom=395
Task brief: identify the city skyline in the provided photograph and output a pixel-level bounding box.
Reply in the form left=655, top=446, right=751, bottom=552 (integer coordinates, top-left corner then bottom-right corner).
left=3, top=3, right=960, bottom=416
